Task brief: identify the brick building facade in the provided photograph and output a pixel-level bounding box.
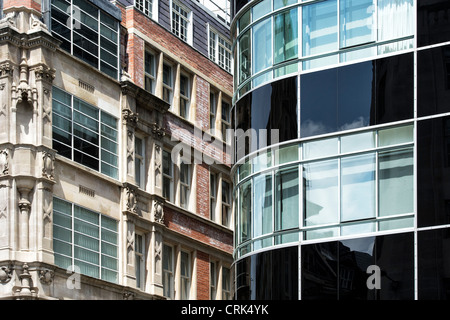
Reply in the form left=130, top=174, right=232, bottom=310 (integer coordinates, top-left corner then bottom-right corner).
left=0, top=0, right=233, bottom=300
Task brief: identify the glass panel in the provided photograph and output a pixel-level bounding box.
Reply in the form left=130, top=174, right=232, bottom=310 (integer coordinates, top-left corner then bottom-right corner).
left=252, top=0, right=270, bottom=21
left=378, top=125, right=413, bottom=147
left=74, top=205, right=98, bottom=224
left=341, top=154, right=376, bottom=222
left=274, top=144, right=298, bottom=164
left=303, top=138, right=338, bottom=159
left=239, top=30, right=251, bottom=84
left=416, top=0, right=447, bottom=48
left=275, top=167, right=299, bottom=231
left=253, top=174, right=273, bottom=238
left=302, top=0, right=338, bottom=57
left=274, top=8, right=298, bottom=65
left=274, top=0, right=297, bottom=10
left=418, top=228, right=450, bottom=299
left=341, top=131, right=375, bottom=153
left=337, top=61, right=374, bottom=131
left=340, top=221, right=375, bottom=236
left=304, top=159, right=339, bottom=226
left=300, top=68, right=338, bottom=137
left=339, top=0, right=375, bottom=48
left=301, top=242, right=338, bottom=300
left=379, top=216, right=414, bottom=231
left=101, top=228, right=118, bottom=244
left=378, top=0, right=413, bottom=50
left=53, top=225, right=72, bottom=243
left=418, top=45, right=450, bottom=117
left=239, top=180, right=252, bottom=243
left=75, top=233, right=99, bottom=251
left=379, top=149, right=414, bottom=216
left=252, top=18, right=272, bottom=75
left=417, top=117, right=450, bottom=227
left=74, top=246, right=99, bottom=265
left=304, top=227, right=338, bottom=240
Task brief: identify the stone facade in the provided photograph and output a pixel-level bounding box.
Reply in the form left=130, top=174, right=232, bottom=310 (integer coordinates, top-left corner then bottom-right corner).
left=0, top=0, right=233, bottom=300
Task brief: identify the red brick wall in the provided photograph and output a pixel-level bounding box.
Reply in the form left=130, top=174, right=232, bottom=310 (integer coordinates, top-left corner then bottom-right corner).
left=196, top=163, right=210, bottom=219
left=196, top=77, right=210, bottom=132
left=127, top=33, right=144, bottom=87
left=164, top=206, right=233, bottom=254
left=124, top=7, right=233, bottom=94
left=196, top=250, right=210, bottom=300
left=4, top=0, right=40, bottom=11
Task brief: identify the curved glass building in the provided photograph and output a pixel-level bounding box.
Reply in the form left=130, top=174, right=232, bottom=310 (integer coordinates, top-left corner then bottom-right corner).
left=231, top=0, right=450, bottom=300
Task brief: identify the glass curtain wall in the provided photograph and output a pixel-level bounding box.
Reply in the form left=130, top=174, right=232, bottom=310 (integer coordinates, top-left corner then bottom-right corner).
left=234, top=0, right=414, bottom=99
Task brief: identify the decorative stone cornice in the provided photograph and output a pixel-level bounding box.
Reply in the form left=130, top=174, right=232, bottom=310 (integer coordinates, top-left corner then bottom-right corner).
left=39, top=269, right=54, bottom=285
left=151, top=122, right=166, bottom=140
left=32, top=65, right=56, bottom=83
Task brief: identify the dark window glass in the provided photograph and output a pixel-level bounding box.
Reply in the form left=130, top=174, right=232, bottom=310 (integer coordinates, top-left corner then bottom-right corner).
left=418, top=228, right=450, bottom=299
left=338, top=61, right=373, bottom=131
left=300, top=53, right=413, bottom=138
left=374, top=53, right=414, bottom=124
left=233, top=0, right=251, bottom=19
left=418, top=45, right=450, bottom=117
left=418, top=0, right=450, bottom=47
left=417, top=117, right=450, bottom=227
left=234, top=76, right=298, bottom=162
left=300, top=67, right=338, bottom=137
left=301, top=242, right=338, bottom=300
left=235, top=246, right=298, bottom=300
left=375, top=232, right=414, bottom=300
left=301, top=233, right=414, bottom=300
left=338, top=237, right=376, bottom=300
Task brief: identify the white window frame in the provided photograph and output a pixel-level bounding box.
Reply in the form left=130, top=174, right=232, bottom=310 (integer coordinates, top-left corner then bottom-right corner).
left=162, top=62, right=174, bottom=105
left=210, top=261, right=217, bottom=300
left=179, top=72, right=191, bottom=120
left=221, top=99, right=231, bottom=143
left=134, top=0, right=158, bottom=21
left=144, top=49, right=156, bottom=94
left=135, top=135, right=145, bottom=189
left=163, top=150, right=174, bottom=202
left=208, top=25, right=233, bottom=73
left=222, top=179, right=231, bottom=227
left=171, top=1, right=193, bottom=44
left=179, top=162, right=191, bottom=210
left=135, top=232, right=145, bottom=289
left=163, top=243, right=175, bottom=299
left=210, top=91, right=217, bottom=131
left=210, top=172, right=217, bottom=221
left=180, top=250, right=191, bottom=300
left=222, top=266, right=232, bottom=300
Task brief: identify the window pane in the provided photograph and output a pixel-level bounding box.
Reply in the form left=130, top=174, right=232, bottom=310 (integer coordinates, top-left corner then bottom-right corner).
left=275, top=168, right=299, bottom=230
left=341, top=154, right=376, bottom=221
left=239, top=180, right=252, bottom=243
left=303, top=138, right=338, bottom=159
left=379, top=149, right=414, bottom=216
left=252, top=0, right=270, bottom=21
left=341, top=131, right=375, bottom=153
left=302, top=0, right=338, bottom=56
left=378, top=125, right=413, bottom=147
left=239, top=30, right=251, bottom=83
left=252, top=18, right=272, bottom=75
left=304, top=159, right=339, bottom=226
left=274, top=8, right=298, bottom=64
left=253, top=175, right=273, bottom=238
left=339, top=0, right=375, bottom=48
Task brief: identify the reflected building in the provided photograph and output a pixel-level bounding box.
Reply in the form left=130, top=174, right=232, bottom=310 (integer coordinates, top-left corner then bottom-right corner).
left=231, top=0, right=450, bottom=300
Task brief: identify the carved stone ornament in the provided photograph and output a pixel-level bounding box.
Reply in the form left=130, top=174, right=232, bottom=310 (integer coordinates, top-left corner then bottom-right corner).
left=33, top=65, right=55, bottom=82
left=122, top=107, right=138, bottom=126
left=153, top=201, right=164, bottom=224
left=126, top=187, right=137, bottom=213
left=151, top=123, right=165, bottom=140
left=123, top=291, right=135, bottom=300
left=0, top=149, right=9, bottom=176
left=39, top=269, right=54, bottom=285
left=42, top=152, right=55, bottom=180
left=0, top=266, right=12, bottom=284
